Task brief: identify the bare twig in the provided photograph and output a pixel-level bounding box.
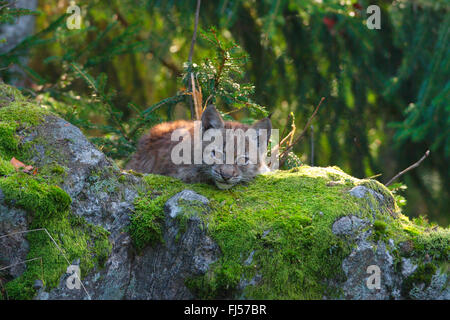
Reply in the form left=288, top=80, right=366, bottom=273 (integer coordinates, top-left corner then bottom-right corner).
left=0, top=64, right=12, bottom=71
left=280, top=112, right=293, bottom=143
left=0, top=276, right=8, bottom=300
left=190, top=73, right=203, bottom=120
left=188, top=0, right=201, bottom=64
left=203, top=94, right=213, bottom=109
left=0, top=257, right=44, bottom=287
left=385, top=150, right=430, bottom=186
left=366, top=173, right=382, bottom=179
left=310, top=125, right=314, bottom=166
left=279, top=97, right=325, bottom=167
left=0, top=1, right=15, bottom=11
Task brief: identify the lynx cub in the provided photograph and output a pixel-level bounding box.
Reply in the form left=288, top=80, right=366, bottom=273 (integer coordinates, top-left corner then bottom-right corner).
left=126, top=105, right=272, bottom=189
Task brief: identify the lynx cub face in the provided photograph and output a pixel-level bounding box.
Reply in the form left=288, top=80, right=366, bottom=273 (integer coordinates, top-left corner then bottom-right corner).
left=126, top=105, right=272, bottom=189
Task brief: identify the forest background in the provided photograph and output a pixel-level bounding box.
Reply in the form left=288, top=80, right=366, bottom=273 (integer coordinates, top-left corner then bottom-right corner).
left=0, top=0, right=448, bottom=226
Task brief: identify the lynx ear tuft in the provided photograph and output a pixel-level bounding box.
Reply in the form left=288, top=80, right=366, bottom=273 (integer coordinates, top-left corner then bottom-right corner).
left=202, top=105, right=224, bottom=130
left=251, top=118, right=272, bottom=146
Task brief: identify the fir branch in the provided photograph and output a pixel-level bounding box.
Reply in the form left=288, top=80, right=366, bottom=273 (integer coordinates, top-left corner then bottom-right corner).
left=69, top=63, right=131, bottom=143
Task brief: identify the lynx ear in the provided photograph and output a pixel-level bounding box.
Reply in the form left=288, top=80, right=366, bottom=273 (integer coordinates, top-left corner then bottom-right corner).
left=251, top=118, right=272, bottom=146
left=202, top=105, right=224, bottom=130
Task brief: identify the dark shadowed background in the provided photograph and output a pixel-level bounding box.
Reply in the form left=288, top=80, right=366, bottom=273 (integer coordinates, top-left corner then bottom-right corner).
left=0, top=0, right=448, bottom=225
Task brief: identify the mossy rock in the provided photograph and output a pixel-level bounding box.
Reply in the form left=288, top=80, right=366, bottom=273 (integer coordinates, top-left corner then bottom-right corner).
left=0, top=83, right=448, bottom=300
left=129, top=168, right=448, bottom=299
left=0, top=83, right=112, bottom=300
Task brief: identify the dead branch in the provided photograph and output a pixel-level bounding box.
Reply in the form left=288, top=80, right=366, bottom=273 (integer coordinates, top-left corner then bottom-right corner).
left=190, top=73, right=203, bottom=120
left=188, top=0, right=202, bottom=64
left=186, top=0, right=202, bottom=119
left=279, top=97, right=325, bottom=167
left=385, top=150, right=430, bottom=186
left=280, top=112, right=293, bottom=143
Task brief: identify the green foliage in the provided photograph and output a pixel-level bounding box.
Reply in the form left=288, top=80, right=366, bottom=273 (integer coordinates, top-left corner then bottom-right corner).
left=282, top=152, right=304, bottom=169
left=0, top=1, right=37, bottom=25
left=388, top=182, right=408, bottom=208
left=389, top=13, right=450, bottom=157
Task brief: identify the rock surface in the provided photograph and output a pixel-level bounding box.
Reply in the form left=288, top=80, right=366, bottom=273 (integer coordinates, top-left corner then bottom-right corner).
left=35, top=188, right=219, bottom=300
left=0, top=190, right=29, bottom=278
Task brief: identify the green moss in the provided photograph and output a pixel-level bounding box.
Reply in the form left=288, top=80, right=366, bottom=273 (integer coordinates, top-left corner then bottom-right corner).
left=131, top=167, right=366, bottom=299
left=186, top=261, right=241, bottom=299
left=50, top=165, right=65, bottom=175
left=0, top=83, right=49, bottom=127
left=373, top=220, right=388, bottom=241
left=128, top=175, right=184, bottom=252
left=0, top=172, right=112, bottom=300
left=403, top=225, right=421, bottom=236
left=369, top=207, right=449, bottom=272
left=0, top=84, right=111, bottom=300
left=131, top=166, right=449, bottom=299
left=0, top=158, right=14, bottom=176
left=0, top=174, right=71, bottom=225
left=0, top=83, right=27, bottom=105
left=0, top=122, right=19, bottom=160
left=5, top=214, right=112, bottom=300
left=129, top=196, right=166, bottom=252
left=411, top=229, right=449, bottom=261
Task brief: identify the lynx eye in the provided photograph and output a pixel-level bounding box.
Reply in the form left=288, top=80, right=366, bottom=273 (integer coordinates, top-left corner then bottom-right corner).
left=237, top=155, right=251, bottom=165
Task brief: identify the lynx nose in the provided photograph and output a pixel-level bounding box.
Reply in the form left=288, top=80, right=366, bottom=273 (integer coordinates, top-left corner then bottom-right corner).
left=220, top=166, right=235, bottom=181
